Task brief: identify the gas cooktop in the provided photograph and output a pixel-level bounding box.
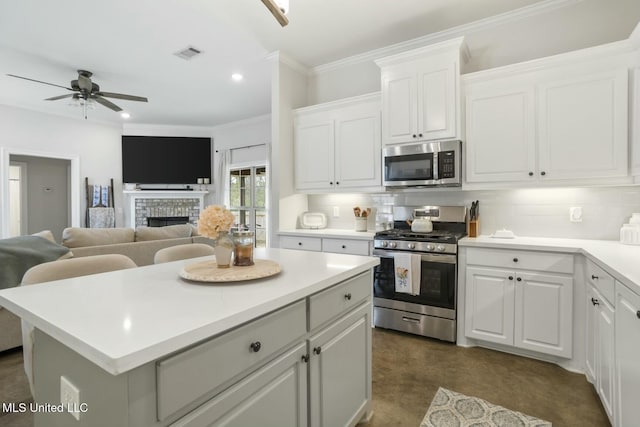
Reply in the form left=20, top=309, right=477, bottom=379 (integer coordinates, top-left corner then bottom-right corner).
left=374, top=229, right=465, bottom=243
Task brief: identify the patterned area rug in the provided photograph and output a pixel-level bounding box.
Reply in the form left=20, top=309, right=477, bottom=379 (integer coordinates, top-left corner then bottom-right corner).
left=421, top=388, right=552, bottom=427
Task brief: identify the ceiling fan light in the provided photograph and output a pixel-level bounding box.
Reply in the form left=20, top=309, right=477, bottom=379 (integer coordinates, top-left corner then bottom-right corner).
left=121, top=112, right=131, bottom=119
left=231, top=73, right=243, bottom=82
left=275, top=0, right=289, bottom=14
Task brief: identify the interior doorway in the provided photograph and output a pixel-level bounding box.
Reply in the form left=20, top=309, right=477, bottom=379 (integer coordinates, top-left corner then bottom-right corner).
left=0, top=147, right=80, bottom=240
left=8, top=162, right=28, bottom=237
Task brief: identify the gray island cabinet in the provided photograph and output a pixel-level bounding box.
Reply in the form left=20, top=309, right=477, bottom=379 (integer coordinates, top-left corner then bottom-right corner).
left=0, top=248, right=379, bottom=427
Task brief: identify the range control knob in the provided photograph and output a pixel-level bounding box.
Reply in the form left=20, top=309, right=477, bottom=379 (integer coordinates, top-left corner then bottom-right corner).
left=436, top=245, right=445, bottom=252
left=381, top=241, right=388, bottom=248
left=426, top=244, right=435, bottom=251
left=390, top=242, right=397, bottom=249
left=408, top=243, right=416, bottom=249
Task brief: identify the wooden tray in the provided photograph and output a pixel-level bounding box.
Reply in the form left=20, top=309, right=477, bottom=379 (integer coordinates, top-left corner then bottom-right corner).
left=179, top=259, right=281, bottom=283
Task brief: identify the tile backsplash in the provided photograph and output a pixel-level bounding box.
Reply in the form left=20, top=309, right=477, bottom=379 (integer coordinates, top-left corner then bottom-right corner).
left=307, top=186, right=640, bottom=240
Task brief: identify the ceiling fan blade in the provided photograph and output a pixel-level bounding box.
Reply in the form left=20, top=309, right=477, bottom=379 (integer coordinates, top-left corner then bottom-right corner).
left=44, top=94, right=75, bottom=101
left=92, top=95, right=122, bottom=112
left=260, top=0, right=289, bottom=27
left=6, top=74, right=73, bottom=90
left=96, top=92, right=148, bottom=102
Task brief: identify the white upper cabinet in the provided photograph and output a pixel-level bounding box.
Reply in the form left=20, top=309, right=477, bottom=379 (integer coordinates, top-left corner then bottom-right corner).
left=294, top=93, right=381, bottom=192
left=376, top=37, right=465, bottom=145
left=464, top=43, right=635, bottom=187
left=465, top=81, right=536, bottom=182
left=537, top=69, right=628, bottom=180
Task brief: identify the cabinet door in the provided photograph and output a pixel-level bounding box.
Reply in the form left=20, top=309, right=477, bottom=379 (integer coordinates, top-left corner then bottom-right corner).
left=381, top=67, right=417, bottom=145
left=309, top=303, right=371, bottom=427
left=514, top=272, right=573, bottom=358
left=596, top=295, right=615, bottom=423
left=464, top=267, right=515, bottom=345
left=615, top=283, right=640, bottom=427
left=585, top=284, right=598, bottom=382
left=465, top=83, right=536, bottom=182
left=170, top=343, right=307, bottom=427
left=295, top=120, right=334, bottom=190
left=334, top=104, right=381, bottom=189
left=417, top=61, right=456, bottom=140
left=537, top=69, right=628, bottom=180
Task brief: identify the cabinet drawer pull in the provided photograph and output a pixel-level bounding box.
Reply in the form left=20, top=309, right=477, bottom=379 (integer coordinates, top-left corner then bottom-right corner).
left=341, top=245, right=346, bottom=249
left=344, top=292, right=352, bottom=300
left=249, top=341, right=262, bottom=353
left=412, top=134, right=417, bottom=138
left=298, top=242, right=302, bottom=246
left=591, top=298, right=600, bottom=306
left=402, top=316, right=420, bottom=324
left=528, top=172, right=533, bottom=176
left=329, top=181, right=333, bottom=185
left=508, top=276, right=514, bottom=281
left=591, top=275, right=599, bottom=280
left=513, top=258, right=518, bottom=263
left=418, top=133, right=423, bottom=138
left=516, top=277, right=522, bottom=282
left=541, top=171, right=546, bottom=176
left=637, top=310, right=640, bottom=319
left=301, top=354, right=309, bottom=363
left=313, top=346, right=322, bottom=355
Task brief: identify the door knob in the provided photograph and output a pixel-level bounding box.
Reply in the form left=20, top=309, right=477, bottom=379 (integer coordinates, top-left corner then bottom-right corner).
left=508, top=276, right=514, bottom=280
left=344, top=293, right=352, bottom=300
left=591, top=298, right=600, bottom=306
left=516, top=277, right=522, bottom=282
left=250, top=341, right=262, bottom=352
left=313, top=346, right=322, bottom=355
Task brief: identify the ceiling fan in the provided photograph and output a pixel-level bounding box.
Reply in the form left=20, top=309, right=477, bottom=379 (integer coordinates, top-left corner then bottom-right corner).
left=6, top=69, right=148, bottom=118
left=260, top=0, right=289, bottom=27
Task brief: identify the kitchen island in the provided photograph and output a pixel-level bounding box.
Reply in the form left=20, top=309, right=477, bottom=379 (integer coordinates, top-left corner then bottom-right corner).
left=0, top=248, right=379, bottom=427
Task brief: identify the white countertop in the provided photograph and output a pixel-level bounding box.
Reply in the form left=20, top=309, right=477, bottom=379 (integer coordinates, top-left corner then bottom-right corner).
left=0, top=248, right=378, bottom=376
left=460, top=235, right=640, bottom=295
left=279, top=228, right=376, bottom=240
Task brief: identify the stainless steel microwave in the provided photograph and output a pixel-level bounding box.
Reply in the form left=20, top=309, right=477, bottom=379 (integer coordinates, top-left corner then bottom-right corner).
left=382, top=140, right=461, bottom=188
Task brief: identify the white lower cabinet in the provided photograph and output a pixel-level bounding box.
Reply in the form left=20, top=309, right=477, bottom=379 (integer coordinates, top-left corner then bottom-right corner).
left=586, top=284, right=615, bottom=424
left=309, top=303, right=371, bottom=427
left=464, top=248, right=573, bottom=358
left=280, top=235, right=372, bottom=256
left=615, top=282, right=640, bottom=427
left=171, top=343, right=308, bottom=427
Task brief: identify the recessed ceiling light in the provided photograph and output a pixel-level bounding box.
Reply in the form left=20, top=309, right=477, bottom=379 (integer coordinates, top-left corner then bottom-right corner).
left=121, top=112, right=131, bottom=119
left=231, top=73, right=243, bottom=82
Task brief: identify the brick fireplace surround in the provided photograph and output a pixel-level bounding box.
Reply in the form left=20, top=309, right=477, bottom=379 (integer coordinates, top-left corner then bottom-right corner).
left=124, top=190, right=207, bottom=228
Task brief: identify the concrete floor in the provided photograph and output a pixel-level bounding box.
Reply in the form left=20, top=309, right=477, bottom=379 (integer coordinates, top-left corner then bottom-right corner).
left=0, top=328, right=609, bottom=427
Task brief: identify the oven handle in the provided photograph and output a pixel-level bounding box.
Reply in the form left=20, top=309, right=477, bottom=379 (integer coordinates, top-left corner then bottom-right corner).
left=372, top=249, right=456, bottom=264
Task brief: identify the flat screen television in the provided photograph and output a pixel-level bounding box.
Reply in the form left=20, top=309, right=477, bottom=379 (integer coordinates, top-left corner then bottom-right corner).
left=122, top=136, right=212, bottom=184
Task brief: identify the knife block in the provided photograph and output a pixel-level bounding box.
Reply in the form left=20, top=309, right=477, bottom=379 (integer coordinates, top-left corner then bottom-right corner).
left=468, top=218, right=479, bottom=238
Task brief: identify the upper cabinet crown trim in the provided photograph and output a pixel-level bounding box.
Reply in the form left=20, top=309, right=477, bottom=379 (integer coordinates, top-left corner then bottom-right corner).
left=374, top=37, right=467, bottom=68
left=462, top=39, right=638, bottom=83
left=293, top=92, right=381, bottom=116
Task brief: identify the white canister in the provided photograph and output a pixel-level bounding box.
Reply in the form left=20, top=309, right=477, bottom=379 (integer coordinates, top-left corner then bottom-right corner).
left=620, top=223, right=640, bottom=245
left=629, top=213, right=640, bottom=225
left=355, top=217, right=368, bottom=232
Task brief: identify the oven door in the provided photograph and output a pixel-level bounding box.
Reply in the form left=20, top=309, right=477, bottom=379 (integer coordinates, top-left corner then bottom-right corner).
left=372, top=249, right=456, bottom=310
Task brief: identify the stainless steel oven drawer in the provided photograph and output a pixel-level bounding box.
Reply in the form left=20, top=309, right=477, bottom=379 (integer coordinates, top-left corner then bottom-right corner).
left=373, top=306, right=455, bottom=342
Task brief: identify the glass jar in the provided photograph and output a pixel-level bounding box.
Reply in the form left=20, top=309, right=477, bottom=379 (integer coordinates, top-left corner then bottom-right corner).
left=233, top=230, right=254, bottom=266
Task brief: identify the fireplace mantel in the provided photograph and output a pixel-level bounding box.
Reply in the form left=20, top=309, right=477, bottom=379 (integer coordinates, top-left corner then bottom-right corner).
left=123, top=190, right=208, bottom=228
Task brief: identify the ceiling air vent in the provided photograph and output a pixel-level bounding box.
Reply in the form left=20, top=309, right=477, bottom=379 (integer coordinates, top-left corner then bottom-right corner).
left=174, top=46, right=203, bottom=60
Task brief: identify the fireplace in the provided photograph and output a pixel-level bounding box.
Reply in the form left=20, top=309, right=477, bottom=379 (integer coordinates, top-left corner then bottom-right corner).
left=147, top=216, right=190, bottom=227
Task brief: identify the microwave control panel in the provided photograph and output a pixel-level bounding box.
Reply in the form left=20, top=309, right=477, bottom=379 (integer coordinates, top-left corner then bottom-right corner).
left=438, top=151, right=456, bottom=178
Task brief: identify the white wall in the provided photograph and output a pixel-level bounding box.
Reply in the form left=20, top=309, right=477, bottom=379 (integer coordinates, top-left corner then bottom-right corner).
left=0, top=104, right=122, bottom=236
left=307, top=186, right=640, bottom=240
left=307, top=0, right=640, bottom=105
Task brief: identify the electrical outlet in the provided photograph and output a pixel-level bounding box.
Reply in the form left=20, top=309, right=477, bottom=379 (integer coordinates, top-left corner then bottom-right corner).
left=60, top=376, right=81, bottom=420
left=333, top=206, right=340, bottom=217
left=569, top=207, right=583, bottom=223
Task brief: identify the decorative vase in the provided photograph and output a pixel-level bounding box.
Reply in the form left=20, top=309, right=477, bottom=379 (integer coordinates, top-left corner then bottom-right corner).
left=214, top=231, right=233, bottom=268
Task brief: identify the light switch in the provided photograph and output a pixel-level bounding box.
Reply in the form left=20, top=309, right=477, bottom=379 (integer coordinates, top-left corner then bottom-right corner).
left=569, top=207, right=582, bottom=223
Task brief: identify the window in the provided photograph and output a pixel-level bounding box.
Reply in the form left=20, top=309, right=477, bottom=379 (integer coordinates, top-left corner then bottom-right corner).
left=229, top=166, right=267, bottom=248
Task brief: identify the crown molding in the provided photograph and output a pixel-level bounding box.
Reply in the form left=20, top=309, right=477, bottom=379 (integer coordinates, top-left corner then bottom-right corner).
left=312, top=0, right=583, bottom=75
left=266, top=51, right=311, bottom=76
left=210, top=113, right=271, bottom=131
left=293, top=92, right=380, bottom=115
left=461, top=38, right=637, bottom=83
left=374, top=37, right=466, bottom=68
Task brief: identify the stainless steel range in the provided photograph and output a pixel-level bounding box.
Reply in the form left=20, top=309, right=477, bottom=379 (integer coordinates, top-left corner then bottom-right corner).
left=372, top=206, right=466, bottom=342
